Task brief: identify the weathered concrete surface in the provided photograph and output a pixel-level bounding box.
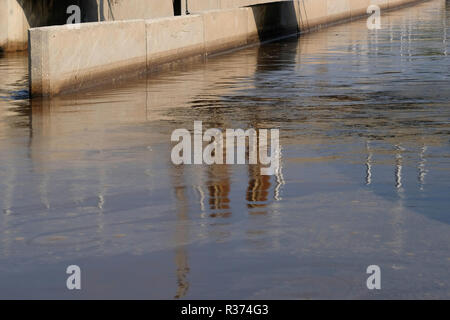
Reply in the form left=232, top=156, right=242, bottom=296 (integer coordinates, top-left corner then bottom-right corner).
left=98, top=0, right=173, bottom=21
left=295, top=0, right=423, bottom=31
left=29, top=20, right=147, bottom=95
left=29, top=0, right=429, bottom=96
left=0, top=0, right=29, bottom=51
left=181, top=0, right=292, bottom=13
left=146, top=15, right=205, bottom=68
left=3, top=0, right=282, bottom=52
left=1, top=0, right=174, bottom=52
left=202, top=8, right=249, bottom=53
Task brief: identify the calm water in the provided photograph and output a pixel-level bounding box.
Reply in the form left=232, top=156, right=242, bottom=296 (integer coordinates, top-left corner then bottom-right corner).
left=0, top=0, right=449, bottom=299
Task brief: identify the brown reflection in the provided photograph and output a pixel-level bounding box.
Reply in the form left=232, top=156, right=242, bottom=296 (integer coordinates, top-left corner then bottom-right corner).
left=246, top=134, right=272, bottom=215
left=247, top=164, right=271, bottom=211
left=207, top=164, right=232, bottom=218
left=204, top=118, right=233, bottom=218
left=171, top=166, right=190, bottom=299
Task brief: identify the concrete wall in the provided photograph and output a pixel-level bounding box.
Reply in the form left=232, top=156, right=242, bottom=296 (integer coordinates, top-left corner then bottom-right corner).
left=181, top=0, right=291, bottom=13
left=98, top=0, right=174, bottom=21
left=0, top=0, right=30, bottom=51
left=29, top=20, right=147, bottom=95
left=29, top=0, right=428, bottom=96
left=1, top=0, right=285, bottom=52
left=1, top=0, right=174, bottom=52
left=203, top=8, right=249, bottom=52
left=296, top=0, right=417, bottom=31
left=146, top=15, right=205, bottom=67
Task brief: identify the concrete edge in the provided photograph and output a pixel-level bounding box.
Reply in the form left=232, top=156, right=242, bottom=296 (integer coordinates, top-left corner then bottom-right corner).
left=29, top=0, right=429, bottom=97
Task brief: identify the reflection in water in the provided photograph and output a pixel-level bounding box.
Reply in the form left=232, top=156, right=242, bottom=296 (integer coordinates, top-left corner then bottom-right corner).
left=395, top=145, right=404, bottom=191
left=0, top=0, right=449, bottom=299
left=2, top=162, right=15, bottom=258
left=444, top=4, right=448, bottom=56
left=207, top=164, right=232, bottom=217
left=273, top=157, right=285, bottom=201
left=418, top=145, right=428, bottom=191
left=171, top=167, right=190, bottom=299
left=247, top=164, right=271, bottom=214
left=365, top=141, right=373, bottom=186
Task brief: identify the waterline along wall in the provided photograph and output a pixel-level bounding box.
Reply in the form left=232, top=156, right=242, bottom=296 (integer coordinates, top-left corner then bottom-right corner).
left=29, top=0, right=426, bottom=97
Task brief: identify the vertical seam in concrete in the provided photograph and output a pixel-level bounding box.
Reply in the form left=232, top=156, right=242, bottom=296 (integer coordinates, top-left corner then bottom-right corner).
left=5, top=0, right=10, bottom=50
left=202, top=13, right=208, bottom=56
left=145, top=20, right=149, bottom=70
left=200, top=15, right=206, bottom=56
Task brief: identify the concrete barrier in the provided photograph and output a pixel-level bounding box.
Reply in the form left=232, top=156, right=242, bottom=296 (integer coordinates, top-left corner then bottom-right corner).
left=146, top=15, right=205, bottom=68
left=1, top=0, right=174, bottom=52
left=101, top=0, right=173, bottom=21
left=181, top=0, right=291, bottom=13
left=351, top=0, right=390, bottom=18
left=0, top=1, right=8, bottom=50
left=296, top=0, right=329, bottom=30
left=145, top=5, right=300, bottom=71
left=202, top=8, right=249, bottom=53
left=29, top=20, right=147, bottom=95
left=327, top=0, right=352, bottom=22
left=388, top=0, right=420, bottom=8
left=2, top=0, right=287, bottom=52
left=29, top=0, right=428, bottom=96
left=349, top=0, right=371, bottom=18
left=0, top=0, right=30, bottom=51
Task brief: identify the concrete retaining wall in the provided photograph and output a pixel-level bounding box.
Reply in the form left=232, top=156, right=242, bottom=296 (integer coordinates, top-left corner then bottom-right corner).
left=0, top=0, right=30, bottom=51
left=29, top=0, right=427, bottom=96
left=2, top=0, right=285, bottom=52
left=181, top=0, right=291, bottom=13
left=203, top=8, right=249, bottom=53
left=296, top=0, right=412, bottom=30
left=99, top=0, right=174, bottom=21
left=1, top=0, right=174, bottom=52
left=29, top=20, right=147, bottom=95
left=146, top=15, right=205, bottom=67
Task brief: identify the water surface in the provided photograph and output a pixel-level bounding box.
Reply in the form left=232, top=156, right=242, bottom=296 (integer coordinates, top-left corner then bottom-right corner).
left=0, top=0, right=449, bottom=299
